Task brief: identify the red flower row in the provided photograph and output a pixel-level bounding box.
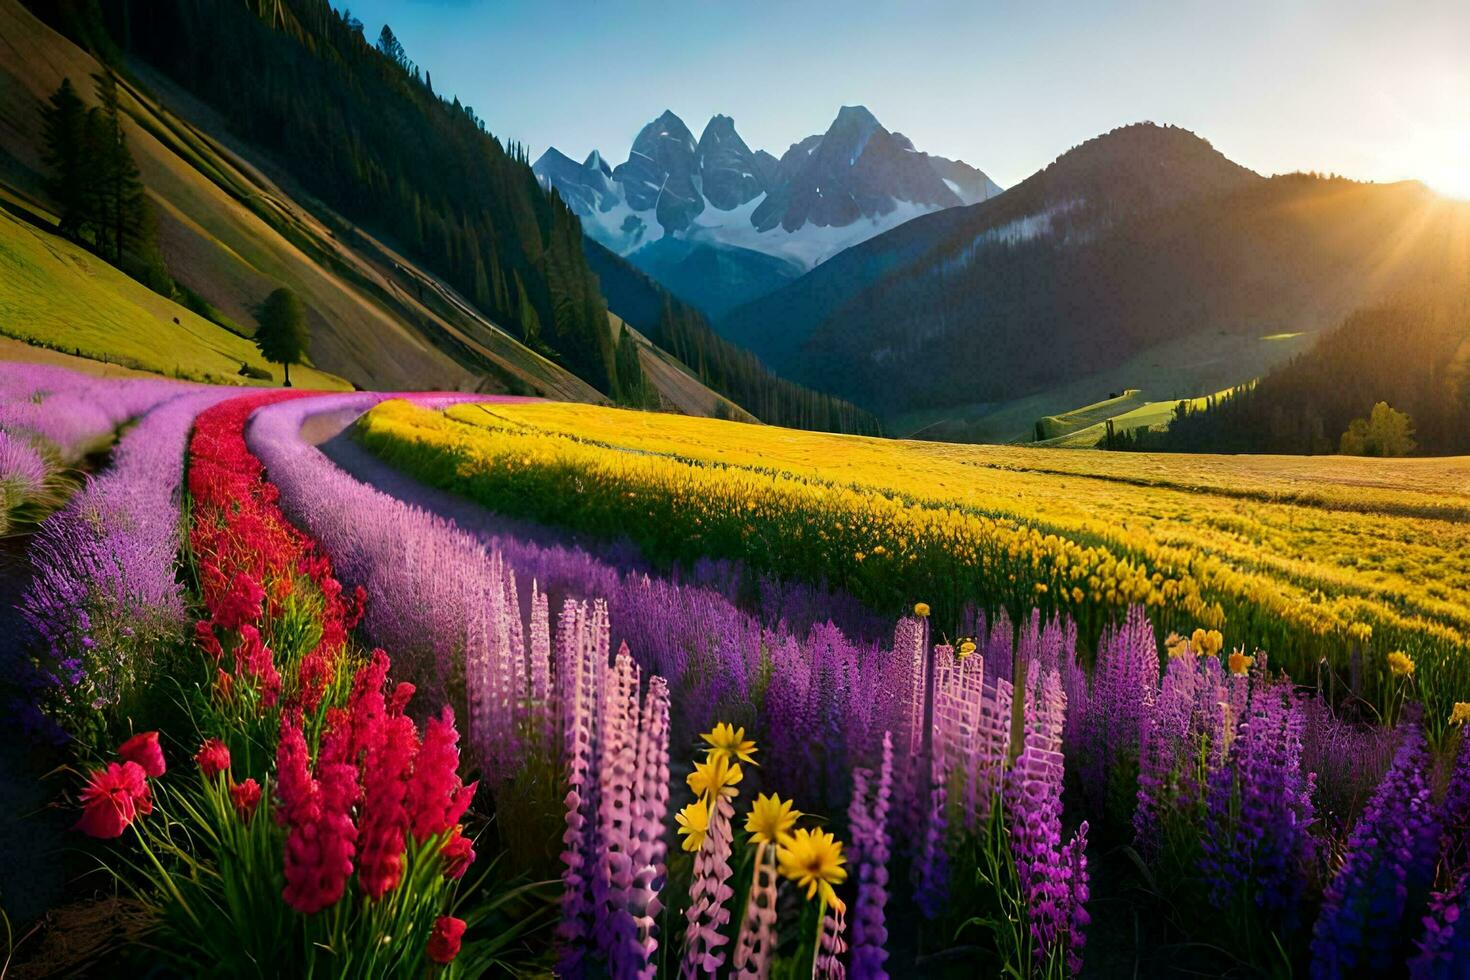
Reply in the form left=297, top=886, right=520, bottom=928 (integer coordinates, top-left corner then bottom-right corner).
left=180, top=392, right=478, bottom=957
left=186, top=393, right=365, bottom=714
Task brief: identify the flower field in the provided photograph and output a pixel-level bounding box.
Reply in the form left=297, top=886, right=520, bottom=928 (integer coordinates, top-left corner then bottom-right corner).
left=3, top=366, right=1469, bottom=977
left=354, top=398, right=1470, bottom=734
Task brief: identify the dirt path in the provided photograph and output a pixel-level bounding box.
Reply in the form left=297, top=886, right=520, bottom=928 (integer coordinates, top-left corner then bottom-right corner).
left=302, top=403, right=620, bottom=561
left=0, top=535, right=67, bottom=934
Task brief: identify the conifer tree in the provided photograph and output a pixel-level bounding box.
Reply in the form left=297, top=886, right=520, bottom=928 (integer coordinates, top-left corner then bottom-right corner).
left=39, top=78, right=91, bottom=240
left=255, top=286, right=310, bottom=386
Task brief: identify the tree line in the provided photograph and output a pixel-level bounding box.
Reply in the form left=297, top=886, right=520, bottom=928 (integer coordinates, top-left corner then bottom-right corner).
left=1132, top=287, right=1470, bottom=456
left=39, top=71, right=165, bottom=288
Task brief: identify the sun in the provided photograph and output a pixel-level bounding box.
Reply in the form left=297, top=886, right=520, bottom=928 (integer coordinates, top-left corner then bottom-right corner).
left=1423, top=166, right=1470, bottom=202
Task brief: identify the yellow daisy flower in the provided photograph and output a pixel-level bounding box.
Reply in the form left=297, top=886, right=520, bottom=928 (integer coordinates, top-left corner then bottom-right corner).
left=701, top=723, right=759, bottom=766
left=777, top=828, right=848, bottom=909
left=687, top=754, right=743, bottom=802
left=675, top=801, right=710, bottom=853
left=745, top=793, right=802, bottom=847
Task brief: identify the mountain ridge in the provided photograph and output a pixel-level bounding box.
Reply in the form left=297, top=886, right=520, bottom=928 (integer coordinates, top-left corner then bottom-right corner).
left=718, top=122, right=1470, bottom=429
left=534, top=105, right=1002, bottom=317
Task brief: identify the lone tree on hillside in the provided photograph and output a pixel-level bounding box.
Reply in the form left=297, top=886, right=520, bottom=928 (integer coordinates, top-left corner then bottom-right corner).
left=1340, top=401, right=1416, bottom=457
left=255, top=286, right=309, bottom=387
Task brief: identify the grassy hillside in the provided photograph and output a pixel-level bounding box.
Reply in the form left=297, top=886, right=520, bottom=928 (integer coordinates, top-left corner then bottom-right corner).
left=892, top=328, right=1314, bottom=443
left=0, top=204, right=348, bottom=387
left=612, top=314, right=758, bottom=423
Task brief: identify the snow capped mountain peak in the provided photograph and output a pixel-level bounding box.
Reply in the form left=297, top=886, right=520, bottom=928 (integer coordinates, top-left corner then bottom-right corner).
left=533, top=107, right=1004, bottom=271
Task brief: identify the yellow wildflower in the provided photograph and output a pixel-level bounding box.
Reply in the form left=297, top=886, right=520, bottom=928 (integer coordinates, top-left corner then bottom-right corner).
left=777, top=828, right=848, bottom=910
left=913, top=602, right=930, bottom=618
left=1450, top=703, right=1470, bottom=726
left=745, top=793, right=801, bottom=847
left=1387, top=651, right=1416, bottom=677
left=957, top=639, right=977, bottom=659
left=688, top=755, right=743, bottom=802
left=675, top=801, right=710, bottom=853
left=1164, top=632, right=1189, bottom=659
left=701, top=723, right=759, bottom=766
left=1228, top=650, right=1254, bottom=676
left=1190, top=628, right=1207, bottom=654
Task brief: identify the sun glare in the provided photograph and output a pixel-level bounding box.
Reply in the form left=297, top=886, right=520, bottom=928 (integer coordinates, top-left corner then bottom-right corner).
left=1423, top=164, right=1470, bottom=202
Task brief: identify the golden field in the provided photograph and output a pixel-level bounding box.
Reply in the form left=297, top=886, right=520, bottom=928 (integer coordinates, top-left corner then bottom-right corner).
left=355, top=399, right=1470, bottom=731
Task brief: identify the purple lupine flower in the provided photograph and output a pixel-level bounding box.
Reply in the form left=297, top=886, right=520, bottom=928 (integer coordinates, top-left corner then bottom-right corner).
left=1311, top=721, right=1440, bottom=977
left=849, top=731, right=894, bottom=980
left=1409, top=868, right=1470, bottom=979
left=1005, top=667, right=1089, bottom=973
left=911, top=779, right=949, bottom=919
left=594, top=647, right=642, bottom=972
left=1200, top=670, right=1316, bottom=925
left=556, top=601, right=604, bottom=978
left=629, top=676, right=671, bottom=978
left=682, top=793, right=736, bottom=976
left=1408, top=735, right=1470, bottom=979
left=1076, top=606, right=1159, bottom=810
left=815, top=903, right=848, bottom=980
left=1134, top=653, right=1203, bottom=853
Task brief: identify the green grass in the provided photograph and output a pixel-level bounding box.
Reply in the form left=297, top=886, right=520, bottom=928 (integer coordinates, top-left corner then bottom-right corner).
left=0, top=207, right=349, bottom=388
left=892, top=327, right=1316, bottom=444
left=1034, top=385, right=1238, bottom=448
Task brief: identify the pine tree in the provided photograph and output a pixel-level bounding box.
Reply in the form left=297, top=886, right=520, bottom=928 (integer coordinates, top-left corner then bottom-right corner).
left=39, top=78, right=91, bottom=240
left=91, top=71, right=148, bottom=264
left=255, top=286, right=310, bottom=386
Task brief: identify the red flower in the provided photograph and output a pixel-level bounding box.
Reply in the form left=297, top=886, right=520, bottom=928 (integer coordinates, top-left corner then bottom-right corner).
left=195, top=738, right=231, bottom=778
left=406, top=707, right=476, bottom=840
left=230, top=778, right=262, bottom=820
left=426, top=916, right=466, bottom=965
left=346, top=650, right=392, bottom=759
left=195, top=620, right=223, bottom=660
left=214, top=572, right=267, bottom=630
left=275, top=715, right=317, bottom=827
left=440, top=826, right=475, bottom=880
left=387, top=682, right=415, bottom=717
left=76, top=761, right=150, bottom=839
left=235, top=625, right=282, bottom=707
left=281, top=718, right=359, bottom=914
left=117, top=731, right=166, bottom=778
left=356, top=715, right=417, bottom=899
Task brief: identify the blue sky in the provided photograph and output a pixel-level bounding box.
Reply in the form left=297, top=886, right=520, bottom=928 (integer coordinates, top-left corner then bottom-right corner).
left=342, top=0, right=1470, bottom=197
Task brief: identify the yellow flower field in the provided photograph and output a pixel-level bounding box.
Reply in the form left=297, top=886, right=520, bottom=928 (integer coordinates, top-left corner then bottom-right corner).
left=355, top=399, right=1470, bottom=726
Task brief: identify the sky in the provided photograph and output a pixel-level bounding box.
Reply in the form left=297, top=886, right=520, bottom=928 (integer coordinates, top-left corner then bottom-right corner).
left=341, top=0, right=1470, bottom=198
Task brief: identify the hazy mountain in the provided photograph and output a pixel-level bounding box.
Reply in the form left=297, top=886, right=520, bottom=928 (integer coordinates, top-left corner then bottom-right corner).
left=718, top=123, right=1470, bottom=425
left=534, top=106, right=1001, bottom=315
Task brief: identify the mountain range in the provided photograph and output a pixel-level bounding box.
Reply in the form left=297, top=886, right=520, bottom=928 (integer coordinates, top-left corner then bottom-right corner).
left=534, top=106, right=1001, bottom=317
left=717, top=122, right=1470, bottom=439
